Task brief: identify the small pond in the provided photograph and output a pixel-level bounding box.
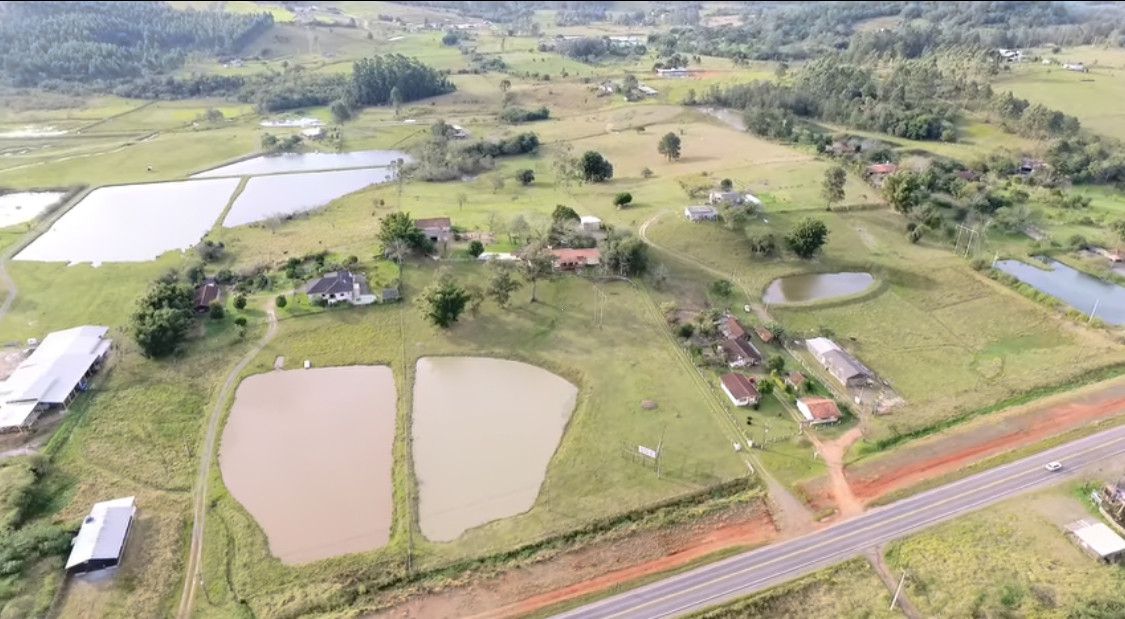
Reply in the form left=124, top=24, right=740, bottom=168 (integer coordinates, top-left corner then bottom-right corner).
left=193, top=150, right=411, bottom=178
left=0, top=191, right=65, bottom=228
left=219, top=366, right=397, bottom=564
left=223, top=168, right=393, bottom=227
left=763, top=272, right=876, bottom=305
left=412, top=357, right=578, bottom=542
left=994, top=259, right=1125, bottom=325
left=15, top=178, right=238, bottom=264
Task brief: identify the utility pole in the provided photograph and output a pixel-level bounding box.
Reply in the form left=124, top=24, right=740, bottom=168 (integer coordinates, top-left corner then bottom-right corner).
left=890, top=570, right=907, bottom=611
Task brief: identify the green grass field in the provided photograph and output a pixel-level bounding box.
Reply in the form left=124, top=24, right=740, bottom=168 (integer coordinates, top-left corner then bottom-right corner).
left=886, top=487, right=1125, bottom=617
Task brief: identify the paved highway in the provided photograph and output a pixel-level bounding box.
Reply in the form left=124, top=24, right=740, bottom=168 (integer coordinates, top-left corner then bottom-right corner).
left=555, top=423, right=1125, bottom=619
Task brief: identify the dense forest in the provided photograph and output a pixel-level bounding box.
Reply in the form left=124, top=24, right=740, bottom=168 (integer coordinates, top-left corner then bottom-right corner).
left=0, top=1, right=272, bottom=87
left=649, top=1, right=1125, bottom=62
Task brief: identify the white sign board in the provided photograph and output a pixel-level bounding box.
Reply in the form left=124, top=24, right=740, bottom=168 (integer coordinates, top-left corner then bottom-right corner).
left=638, top=445, right=658, bottom=459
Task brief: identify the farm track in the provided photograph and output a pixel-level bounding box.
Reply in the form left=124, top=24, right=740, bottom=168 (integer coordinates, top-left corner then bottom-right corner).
left=176, top=300, right=278, bottom=619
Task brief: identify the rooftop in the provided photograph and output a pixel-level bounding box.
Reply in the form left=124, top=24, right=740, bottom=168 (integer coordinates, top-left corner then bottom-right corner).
left=579, top=215, right=602, bottom=224
left=1067, top=520, right=1125, bottom=558
left=718, top=337, right=761, bottom=362
left=415, top=217, right=451, bottom=230
left=720, top=373, right=759, bottom=401
left=867, top=163, right=898, bottom=175
left=551, top=248, right=601, bottom=266
left=66, top=496, right=136, bottom=570
left=798, top=397, right=841, bottom=422
left=306, top=271, right=371, bottom=297
left=0, top=326, right=111, bottom=429
left=723, top=315, right=748, bottom=339
left=193, top=280, right=220, bottom=308
left=685, top=205, right=719, bottom=216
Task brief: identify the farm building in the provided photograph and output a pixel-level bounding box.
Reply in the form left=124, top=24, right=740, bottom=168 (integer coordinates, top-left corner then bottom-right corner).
left=305, top=271, right=377, bottom=306
left=684, top=205, right=719, bottom=222
left=822, top=349, right=874, bottom=387
left=805, top=338, right=874, bottom=387
left=1066, top=520, right=1125, bottom=564
left=579, top=215, right=603, bottom=232
left=636, top=84, right=659, bottom=96
left=192, top=279, right=221, bottom=313
left=0, top=326, right=111, bottom=433
left=721, top=315, right=748, bottom=340
left=720, top=373, right=760, bottom=407
left=415, top=217, right=453, bottom=244
left=656, top=67, right=698, bottom=78
left=1063, top=62, right=1088, bottom=73
left=797, top=397, right=841, bottom=425
left=755, top=325, right=775, bottom=344
left=708, top=190, right=744, bottom=206
left=551, top=248, right=601, bottom=270
left=865, top=163, right=898, bottom=187
left=717, top=338, right=762, bottom=368
left=449, top=124, right=470, bottom=139
left=301, top=127, right=325, bottom=140
left=477, top=252, right=519, bottom=262
left=66, top=496, right=137, bottom=574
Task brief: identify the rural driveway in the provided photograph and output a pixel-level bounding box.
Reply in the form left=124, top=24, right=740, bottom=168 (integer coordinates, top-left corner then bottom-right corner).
left=553, top=423, right=1125, bottom=619
left=176, top=302, right=278, bottom=619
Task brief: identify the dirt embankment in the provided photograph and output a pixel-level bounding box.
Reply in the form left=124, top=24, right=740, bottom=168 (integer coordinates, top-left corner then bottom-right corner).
left=802, top=379, right=1125, bottom=509
left=374, top=502, right=776, bottom=619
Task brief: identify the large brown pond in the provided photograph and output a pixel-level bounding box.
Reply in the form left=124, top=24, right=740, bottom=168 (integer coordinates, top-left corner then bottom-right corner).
left=412, top=357, right=578, bottom=542
left=219, top=366, right=396, bottom=564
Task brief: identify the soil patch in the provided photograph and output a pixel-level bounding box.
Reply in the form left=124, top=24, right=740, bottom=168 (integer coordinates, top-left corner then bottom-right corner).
left=373, top=502, right=775, bottom=619
left=801, top=379, right=1125, bottom=507
left=219, top=366, right=396, bottom=564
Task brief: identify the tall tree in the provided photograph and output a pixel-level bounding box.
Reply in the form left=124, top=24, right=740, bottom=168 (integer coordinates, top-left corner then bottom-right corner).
left=821, top=166, right=847, bottom=208
left=416, top=272, right=470, bottom=328
left=882, top=170, right=925, bottom=214
left=487, top=263, right=523, bottom=308
left=520, top=242, right=555, bottom=303
left=658, top=132, right=682, bottom=162
left=378, top=212, right=430, bottom=255
left=131, top=279, right=195, bottom=358
left=580, top=151, right=614, bottom=182
left=390, top=85, right=403, bottom=117
left=785, top=218, right=830, bottom=259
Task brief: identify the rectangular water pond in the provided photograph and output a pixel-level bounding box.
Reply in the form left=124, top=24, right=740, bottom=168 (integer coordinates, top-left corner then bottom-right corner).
left=14, top=178, right=238, bottom=264
left=193, top=150, right=410, bottom=177
left=994, top=258, right=1125, bottom=325
left=223, top=168, right=394, bottom=227
left=219, top=366, right=397, bottom=564
left=0, top=191, right=65, bottom=228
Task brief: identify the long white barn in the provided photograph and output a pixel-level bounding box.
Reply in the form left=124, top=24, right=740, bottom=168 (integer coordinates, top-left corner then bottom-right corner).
left=0, top=325, right=111, bottom=432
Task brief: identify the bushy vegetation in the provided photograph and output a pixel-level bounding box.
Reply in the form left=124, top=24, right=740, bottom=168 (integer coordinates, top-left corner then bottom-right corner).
left=410, top=122, right=540, bottom=181
left=499, top=106, right=550, bottom=124
left=131, top=277, right=195, bottom=358
left=0, top=1, right=272, bottom=87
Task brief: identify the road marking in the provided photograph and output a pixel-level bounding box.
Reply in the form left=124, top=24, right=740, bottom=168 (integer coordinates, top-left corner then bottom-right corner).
left=575, top=432, right=1125, bottom=619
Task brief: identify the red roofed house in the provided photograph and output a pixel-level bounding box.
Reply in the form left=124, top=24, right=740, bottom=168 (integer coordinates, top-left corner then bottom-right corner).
left=193, top=279, right=221, bottom=313
left=415, top=217, right=453, bottom=244
left=551, top=248, right=601, bottom=270
left=721, top=315, right=748, bottom=340
left=716, top=337, right=762, bottom=368
left=755, top=325, right=775, bottom=344
left=797, top=397, right=841, bottom=425
left=865, top=163, right=897, bottom=188
left=720, top=373, right=760, bottom=407
left=785, top=371, right=807, bottom=391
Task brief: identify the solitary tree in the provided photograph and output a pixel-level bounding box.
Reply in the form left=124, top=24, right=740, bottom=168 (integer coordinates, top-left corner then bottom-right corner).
left=330, top=100, right=352, bottom=123
left=552, top=204, right=580, bottom=224
left=520, top=242, right=555, bottom=303
left=467, top=240, right=485, bottom=257
left=208, top=302, right=225, bottom=320
left=758, top=379, right=775, bottom=396
left=417, top=272, right=471, bottom=328
left=487, top=263, right=523, bottom=308
left=516, top=168, right=535, bottom=185
left=766, top=355, right=786, bottom=373
left=233, top=295, right=247, bottom=310
left=720, top=178, right=734, bottom=191
left=613, top=192, right=633, bottom=208
left=883, top=170, right=925, bottom=214
left=785, top=217, right=830, bottom=259
left=658, top=132, right=682, bottom=161
left=822, top=166, right=847, bottom=208
left=499, top=78, right=512, bottom=92
left=275, top=295, right=288, bottom=308
left=378, top=212, right=430, bottom=255
left=131, top=280, right=194, bottom=358
left=710, top=279, right=733, bottom=297
left=580, top=151, right=614, bottom=182
left=390, top=85, right=403, bottom=117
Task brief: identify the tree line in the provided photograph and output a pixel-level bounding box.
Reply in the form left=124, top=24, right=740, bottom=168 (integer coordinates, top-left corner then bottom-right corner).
left=0, top=1, right=271, bottom=87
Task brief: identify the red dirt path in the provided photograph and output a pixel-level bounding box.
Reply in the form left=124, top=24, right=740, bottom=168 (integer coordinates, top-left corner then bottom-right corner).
left=375, top=505, right=776, bottom=619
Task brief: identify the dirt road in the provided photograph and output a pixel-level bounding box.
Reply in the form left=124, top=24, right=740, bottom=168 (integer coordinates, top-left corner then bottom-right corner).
left=175, top=302, right=278, bottom=619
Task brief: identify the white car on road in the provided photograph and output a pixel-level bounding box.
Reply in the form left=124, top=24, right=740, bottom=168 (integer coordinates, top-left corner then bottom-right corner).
left=1044, top=461, right=1063, bottom=472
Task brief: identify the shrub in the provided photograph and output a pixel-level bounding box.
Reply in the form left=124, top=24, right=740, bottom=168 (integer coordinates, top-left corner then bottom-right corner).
left=613, top=192, right=633, bottom=207
left=233, top=295, right=247, bottom=310
left=468, top=240, right=485, bottom=257
left=677, top=323, right=695, bottom=338
left=275, top=295, right=288, bottom=308
left=233, top=317, right=248, bottom=327
left=208, top=302, right=224, bottom=320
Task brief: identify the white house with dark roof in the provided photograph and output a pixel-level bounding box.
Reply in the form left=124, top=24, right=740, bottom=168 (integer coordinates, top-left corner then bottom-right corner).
left=66, top=496, right=137, bottom=574
left=415, top=217, right=453, bottom=244
left=305, top=271, right=376, bottom=306
left=684, top=205, right=719, bottom=222
left=0, top=326, right=111, bottom=432
left=1066, top=520, right=1125, bottom=563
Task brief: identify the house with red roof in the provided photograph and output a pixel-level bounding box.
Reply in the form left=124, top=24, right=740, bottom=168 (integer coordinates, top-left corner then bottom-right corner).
left=720, top=373, right=760, bottom=407
left=797, top=397, right=841, bottom=425
left=551, top=248, right=601, bottom=270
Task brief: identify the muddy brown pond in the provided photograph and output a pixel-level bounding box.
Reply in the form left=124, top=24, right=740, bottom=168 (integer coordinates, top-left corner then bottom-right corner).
left=412, top=357, right=578, bottom=542
left=219, top=366, right=396, bottom=564
left=763, top=272, right=876, bottom=305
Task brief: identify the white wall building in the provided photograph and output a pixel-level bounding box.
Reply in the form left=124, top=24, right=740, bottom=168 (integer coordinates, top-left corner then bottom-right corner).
left=66, top=496, right=137, bottom=574
left=579, top=215, right=603, bottom=232
left=0, top=326, right=111, bottom=432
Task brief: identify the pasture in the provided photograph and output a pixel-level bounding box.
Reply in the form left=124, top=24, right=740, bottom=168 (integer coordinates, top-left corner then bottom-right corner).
left=886, top=487, right=1125, bottom=617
